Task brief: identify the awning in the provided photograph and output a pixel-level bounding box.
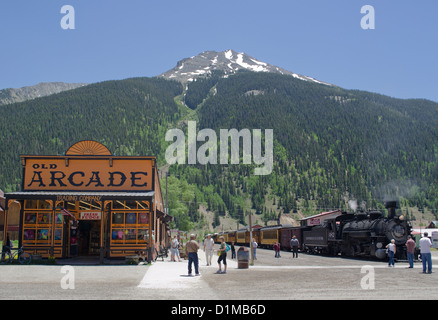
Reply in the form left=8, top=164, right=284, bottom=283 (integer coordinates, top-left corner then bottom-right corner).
left=156, top=209, right=173, bottom=224
left=5, top=191, right=155, bottom=201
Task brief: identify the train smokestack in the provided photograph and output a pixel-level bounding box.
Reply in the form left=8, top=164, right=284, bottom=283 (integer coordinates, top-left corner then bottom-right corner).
left=385, top=201, right=397, bottom=219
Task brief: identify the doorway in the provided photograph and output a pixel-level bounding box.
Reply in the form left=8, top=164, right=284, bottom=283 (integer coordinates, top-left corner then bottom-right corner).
left=78, top=220, right=101, bottom=256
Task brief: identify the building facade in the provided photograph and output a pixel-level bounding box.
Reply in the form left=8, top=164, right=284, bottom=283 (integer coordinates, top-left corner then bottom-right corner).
left=2, top=140, right=170, bottom=262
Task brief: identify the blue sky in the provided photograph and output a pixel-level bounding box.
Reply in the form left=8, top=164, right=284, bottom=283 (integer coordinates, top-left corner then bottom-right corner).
left=0, top=0, right=437, bottom=102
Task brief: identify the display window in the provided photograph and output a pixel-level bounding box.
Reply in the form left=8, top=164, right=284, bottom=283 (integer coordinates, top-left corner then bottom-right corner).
left=112, top=212, right=124, bottom=224
left=138, top=229, right=148, bottom=241
left=37, top=213, right=51, bottom=224
left=24, top=199, right=52, bottom=210
left=110, top=208, right=149, bottom=245
left=55, top=213, right=63, bottom=224
left=112, top=200, right=149, bottom=210
left=24, top=229, right=35, bottom=240
left=18, top=198, right=153, bottom=255
left=78, top=200, right=101, bottom=211
left=112, top=229, right=124, bottom=241
left=22, top=200, right=63, bottom=246
left=54, top=229, right=62, bottom=241
left=37, top=229, right=50, bottom=241
left=126, top=212, right=136, bottom=224
left=138, top=212, right=148, bottom=224
left=25, top=212, right=36, bottom=224
left=126, top=229, right=136, bottom=240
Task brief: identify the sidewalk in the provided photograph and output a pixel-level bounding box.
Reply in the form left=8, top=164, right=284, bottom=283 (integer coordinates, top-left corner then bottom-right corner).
left=137, top=250, right=238, bottom=289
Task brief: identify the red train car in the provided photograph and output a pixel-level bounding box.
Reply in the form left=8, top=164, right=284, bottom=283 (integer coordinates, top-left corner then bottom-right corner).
left=280, top=226, right=309, bottom=251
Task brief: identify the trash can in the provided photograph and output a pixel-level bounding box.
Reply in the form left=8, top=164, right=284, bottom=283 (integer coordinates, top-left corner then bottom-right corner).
left=237, top=247, right=249, bottom=269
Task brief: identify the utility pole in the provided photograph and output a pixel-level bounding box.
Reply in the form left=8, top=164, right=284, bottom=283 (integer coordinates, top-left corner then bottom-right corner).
left=166, top=172, right=168, bottom=215
left=248, top=211, right=254, bottom=266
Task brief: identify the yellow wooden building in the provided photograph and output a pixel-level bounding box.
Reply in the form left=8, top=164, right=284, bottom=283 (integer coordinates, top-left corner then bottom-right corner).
left=1, top=140, right=171, bottom=262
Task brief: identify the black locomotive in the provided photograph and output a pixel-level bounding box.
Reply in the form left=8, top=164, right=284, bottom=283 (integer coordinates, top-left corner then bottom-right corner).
left=302, top=201, right=411, bottom=260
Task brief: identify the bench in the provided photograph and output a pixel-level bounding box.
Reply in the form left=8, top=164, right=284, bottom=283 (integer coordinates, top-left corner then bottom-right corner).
left=155, top=246, right=168, bottom=261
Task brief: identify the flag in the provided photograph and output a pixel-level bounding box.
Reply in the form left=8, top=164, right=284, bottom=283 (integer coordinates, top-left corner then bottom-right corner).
left=61, top=208, right=77, bottom=221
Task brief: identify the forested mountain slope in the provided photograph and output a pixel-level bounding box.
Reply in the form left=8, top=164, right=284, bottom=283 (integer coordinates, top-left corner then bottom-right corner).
left=173, top=71, right=438, bottom=228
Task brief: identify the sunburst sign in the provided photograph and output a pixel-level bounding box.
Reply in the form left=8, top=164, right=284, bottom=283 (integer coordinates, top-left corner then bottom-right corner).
left=65, top=140, right=112, bottom=156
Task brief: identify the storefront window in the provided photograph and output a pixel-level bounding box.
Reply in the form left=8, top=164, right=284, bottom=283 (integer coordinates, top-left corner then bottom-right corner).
left=25, top=200, right=38, bottom=209
left=126, top=229, right=136, bottom=240
left=112, top=229, right=124, bottom=241
left=38, top=200, right=51, bottom=210
left=78, top=200, right=101, bottom=211
left=126, top=212, right=136, bottom=224
left=54, top=229, right=62, bottom=241
left=22, top=206, right=62, bottom=246
left=138, top=212, right=148, bottom=224
left=25, top=213, right=36, bottom=224
left=25, top=200, right=51, bottom=210
left=37, top=213, right=51, bottom=224
left=37, top=229, right=50, bottom=241
left=112, top=212, right=124, bottom=224
left=138, top=229, right=148, bottom=241
left=55, top=213, right=63, bottom=224
left=112, top=200, right=149, bottom=210
left=24, top=229, right=35, bottom=241
left=110, top=207, right=149, bottom=245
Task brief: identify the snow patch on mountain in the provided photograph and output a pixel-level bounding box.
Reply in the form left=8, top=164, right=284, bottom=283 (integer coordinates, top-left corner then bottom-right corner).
left=158, top=49, right=331, bottom=86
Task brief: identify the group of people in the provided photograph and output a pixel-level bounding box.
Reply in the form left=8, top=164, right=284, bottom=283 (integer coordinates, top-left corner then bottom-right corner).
left=389, top=233, right=433, bottom=273
left=168, top=234, right=230, bottom=276
left=173, top=232, right=433, bottom=276
left=179, top=234, right=301, bottom=276
left=273, top=235, right=300, bottom=258
left=203, top=234, right=230, bottom=273
left=183, top=234, right=230, bottom=276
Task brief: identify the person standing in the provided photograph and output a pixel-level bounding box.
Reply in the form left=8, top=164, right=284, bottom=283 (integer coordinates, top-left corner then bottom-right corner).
left=273, top=242, right=281, bottom=258
left=420, top=232, right=433, bottom=274
left=290, top=235, right=299, bottom=258
left=203, top=234, right=215, bottom=266
left=171, top=235, right=181, bottom=262
left=5, top=233, right=12, bottom=253
left=231, top=241, right=236, bottom=259
left=216, top=236, right=227, bottom=274
left=185, top=234, right=200, bottom=276
left=252, top=238, right=258, bottom=260
left=386, top=239, right=396, bottom=267
left=406, top=235, right=416, bottom=268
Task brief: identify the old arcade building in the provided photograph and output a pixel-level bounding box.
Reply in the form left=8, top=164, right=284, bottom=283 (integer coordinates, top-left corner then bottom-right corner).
left=2, top=140, right=171, bottom=261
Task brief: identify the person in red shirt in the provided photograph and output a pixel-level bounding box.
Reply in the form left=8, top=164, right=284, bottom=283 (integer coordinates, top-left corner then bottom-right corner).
left=273, top=242, right=281, bottom=258
left=406, top=235, right=416, bottom=268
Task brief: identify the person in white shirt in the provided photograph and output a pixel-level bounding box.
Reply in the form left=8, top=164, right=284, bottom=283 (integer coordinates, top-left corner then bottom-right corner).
left=204, top=234, right=215, bottom=266
left=252, top=238, right=258, bottom=260
left=170, top=236, right=181, bottom=262
left=419, top=232, right=433, bottom=274
left=386, top=239, right=396, bottom=267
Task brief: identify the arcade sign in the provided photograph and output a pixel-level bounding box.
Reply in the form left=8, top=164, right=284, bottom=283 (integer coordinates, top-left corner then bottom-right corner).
left=23, top=157, right=154, bottom=192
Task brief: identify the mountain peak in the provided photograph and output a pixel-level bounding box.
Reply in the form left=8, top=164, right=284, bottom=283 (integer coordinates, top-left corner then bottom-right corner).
left=158, top=49, right=330, bottom=85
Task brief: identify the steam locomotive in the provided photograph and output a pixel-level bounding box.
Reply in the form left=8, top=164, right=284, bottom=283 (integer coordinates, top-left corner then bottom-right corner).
left=215, top=201, right=412, bottom=260
left=302, top=201, right=411, bottom=260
